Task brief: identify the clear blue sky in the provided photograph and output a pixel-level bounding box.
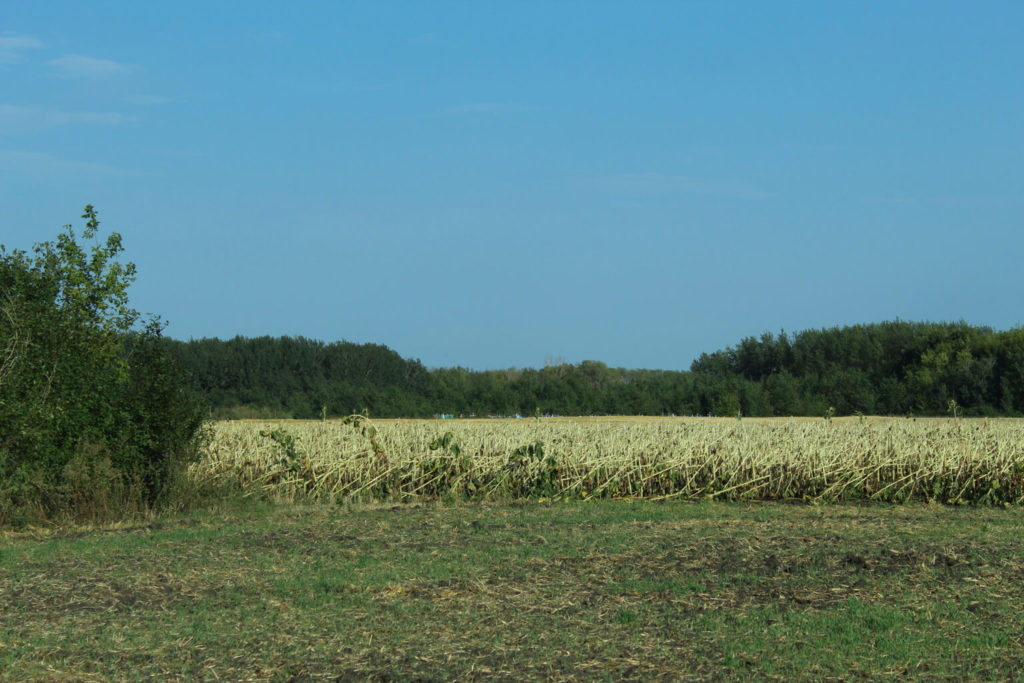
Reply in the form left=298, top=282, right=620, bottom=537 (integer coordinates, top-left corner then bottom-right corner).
left=2, top=2, right=1022, bottom=370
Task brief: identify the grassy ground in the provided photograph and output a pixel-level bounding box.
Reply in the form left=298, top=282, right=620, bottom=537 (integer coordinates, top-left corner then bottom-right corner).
left=2, top=500, right=1023, bottom=681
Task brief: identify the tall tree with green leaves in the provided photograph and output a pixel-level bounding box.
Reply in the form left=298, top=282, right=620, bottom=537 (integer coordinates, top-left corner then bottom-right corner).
left=0, top=207, right=208, bottom=523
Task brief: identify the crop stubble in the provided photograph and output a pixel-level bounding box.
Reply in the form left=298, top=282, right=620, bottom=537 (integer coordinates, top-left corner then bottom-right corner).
left=193, top=417, right=1024, bottom=505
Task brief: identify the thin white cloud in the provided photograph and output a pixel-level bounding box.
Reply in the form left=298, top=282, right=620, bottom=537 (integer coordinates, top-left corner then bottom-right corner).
left=593, top=172, right=774, bottom=201
left=0, top=149, right=121, bottom=177
left=0, top=34, right=44, bottom=64
left=47, top=54, right=139, bottom=78
left=0, top=104, right=132, bottom=131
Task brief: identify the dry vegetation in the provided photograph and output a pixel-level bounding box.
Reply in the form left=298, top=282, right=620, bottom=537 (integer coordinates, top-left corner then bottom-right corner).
left=5, top=501, right=1023, bottom=680
left=7, top=420, right=1024, bottom=679
left=193, top=417, right=1024, bottom=506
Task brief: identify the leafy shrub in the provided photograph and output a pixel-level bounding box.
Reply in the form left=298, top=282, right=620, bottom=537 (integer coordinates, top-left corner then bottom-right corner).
left=0, top=206, right=208, bottom=524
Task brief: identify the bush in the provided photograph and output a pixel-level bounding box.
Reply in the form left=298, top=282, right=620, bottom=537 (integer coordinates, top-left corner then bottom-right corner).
left=0, top=206, right=208, bottom=524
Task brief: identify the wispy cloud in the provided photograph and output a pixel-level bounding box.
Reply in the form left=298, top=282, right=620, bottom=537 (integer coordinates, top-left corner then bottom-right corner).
left=0, top=149, right=121, bottom=177
left=439, top=102, right=532, bottom=116
left=47, top=54, right=139, bottom=78
left=0, top=34, right=44, bottom=64
left=0, top=104, right=132, bottom=131
left=587, top=172, right=774, bottom=201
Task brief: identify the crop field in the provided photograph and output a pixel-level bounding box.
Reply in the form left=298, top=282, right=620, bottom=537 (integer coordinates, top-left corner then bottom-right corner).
left=195, top=416, right=1024, bottom=506
left=5, top=417, right=1024, bottom=680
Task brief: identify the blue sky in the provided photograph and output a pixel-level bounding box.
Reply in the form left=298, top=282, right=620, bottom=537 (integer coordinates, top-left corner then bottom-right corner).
left=2, top=2, right=1022, bottom=370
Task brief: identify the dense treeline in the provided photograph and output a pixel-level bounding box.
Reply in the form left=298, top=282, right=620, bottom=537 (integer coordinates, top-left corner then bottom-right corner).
left=164, top=337, right=434, bottom=418
left=692, top=322, right=1024, bottom=417
left=167, top=321, right=1024, bottom=419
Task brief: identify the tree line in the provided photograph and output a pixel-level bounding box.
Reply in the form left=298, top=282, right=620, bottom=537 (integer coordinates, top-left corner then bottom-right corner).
left=165, top=320, right=1024, bottom=419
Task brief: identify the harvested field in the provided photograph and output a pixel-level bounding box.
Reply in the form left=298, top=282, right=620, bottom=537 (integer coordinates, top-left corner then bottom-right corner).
left=2, top=500, right=1023, bottom=680
left=194, top=417, right=1024, bottom=505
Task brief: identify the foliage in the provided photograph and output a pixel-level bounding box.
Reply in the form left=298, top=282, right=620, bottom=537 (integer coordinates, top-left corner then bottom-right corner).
left=693, top=322, right=1024, bottom=416
left=168, top=321, right=1024, bottom=419
left=504, top=440, right=559, bottom=498
left=261, top=428, right=305, bottom=474
left=0, top=207, right=208, bottom=523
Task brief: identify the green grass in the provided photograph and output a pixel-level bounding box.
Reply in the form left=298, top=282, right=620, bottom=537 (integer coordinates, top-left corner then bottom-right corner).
left=2, top=500, right=1023, bottom=680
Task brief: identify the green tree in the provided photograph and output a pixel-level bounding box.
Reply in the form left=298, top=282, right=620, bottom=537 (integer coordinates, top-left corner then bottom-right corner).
left=0, top=207, right=208, bottom=522
left=764, top=371, right=802, bottom=416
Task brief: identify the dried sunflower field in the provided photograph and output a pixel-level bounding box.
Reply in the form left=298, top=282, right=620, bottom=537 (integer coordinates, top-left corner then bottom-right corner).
left=192, top=417, right=1024, bottom=505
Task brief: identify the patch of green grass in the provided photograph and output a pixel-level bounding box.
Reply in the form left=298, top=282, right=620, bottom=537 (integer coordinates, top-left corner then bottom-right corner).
left=1, top=500, right=1024, bottom=680
left=613, top=608, right=640, bottom=625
